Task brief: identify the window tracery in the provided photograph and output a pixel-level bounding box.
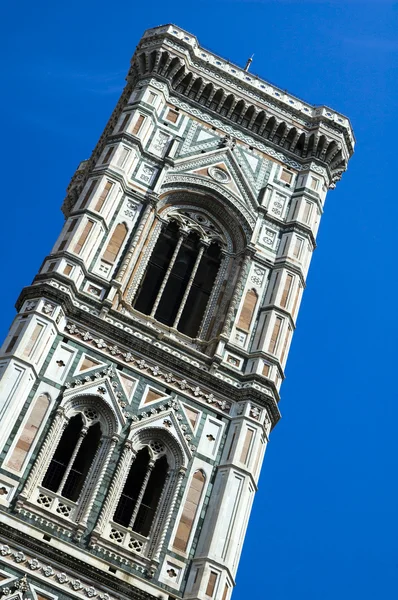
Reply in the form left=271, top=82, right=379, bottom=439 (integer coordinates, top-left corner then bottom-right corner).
left=132, top=209, right=226, bottom=338
left=97, top=427, right=185, bottom=561
left=21, top=396, right=117, bottom=526
left=113, top=447, right=169, bottom=537
left=123, top=191, right=251, bottom=346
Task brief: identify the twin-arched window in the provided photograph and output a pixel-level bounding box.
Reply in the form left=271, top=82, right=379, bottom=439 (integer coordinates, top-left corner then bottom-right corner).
left=16, top=394, right=206, bottom=560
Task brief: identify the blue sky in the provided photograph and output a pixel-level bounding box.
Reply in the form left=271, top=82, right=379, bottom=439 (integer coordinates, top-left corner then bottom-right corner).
left=2, top=1, right=398, bottom=598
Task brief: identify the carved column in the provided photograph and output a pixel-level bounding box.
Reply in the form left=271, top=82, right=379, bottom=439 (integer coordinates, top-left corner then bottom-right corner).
left=92, top=440, right=135, bottom=535
left=198, top=248, right=229, bottom=340
left=128, top=459, right=155, bottom=529
left=221, top=252, right=252, bottom=336
left=173, top=243, right=206, bottom=329
left=150, top=232, right=186, bottom=317
left=77, top=434, right=119, bottom=527
left=147, top=469, right=172, bottom=558
left=152, top=467, right=186, bottom=562
left=19, top=408, right=68, bottom=499
left=58, top=427, right=88, bottom=494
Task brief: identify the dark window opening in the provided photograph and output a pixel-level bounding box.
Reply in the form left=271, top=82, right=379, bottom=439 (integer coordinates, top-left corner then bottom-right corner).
left=133, top=219, right=222, bottom=339
left=42, top=414, right=82, bottom=493
left=113, top=447, right=169, bottom=537
left=133, top=455, right=168, bottom=536
left=114, top=447, right=150, bottom=528
left=62, top=421, right=101, bottom=501
left=42, top=414, right=102, bottom=503
left=178, top=242, right=221, bottom=337
left=155, top=231, right=200, bottom=327
left=134, top=222, right=179, bottom=316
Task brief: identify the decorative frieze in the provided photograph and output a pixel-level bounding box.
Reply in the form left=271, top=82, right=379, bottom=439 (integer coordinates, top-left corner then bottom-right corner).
left=0, top=543, right=116, bottom=600
left=65, top=322, right=232, bottom=415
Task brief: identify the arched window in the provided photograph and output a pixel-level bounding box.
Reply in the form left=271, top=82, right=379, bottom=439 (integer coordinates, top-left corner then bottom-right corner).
left=41, top=414, right=102, bottom=502
left=102, top=222, right=128, bottom=264
left=6, top=394, right=49, bottom=472
left=113, top=447, right=169, bottom=537
left=133, top=218, right=222, bottom=338
left=173, top=470, right=205, bottom=553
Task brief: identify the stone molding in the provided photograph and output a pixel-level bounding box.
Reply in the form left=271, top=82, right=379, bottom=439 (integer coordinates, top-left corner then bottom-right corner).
left=0, top=529, right=163, bottom=600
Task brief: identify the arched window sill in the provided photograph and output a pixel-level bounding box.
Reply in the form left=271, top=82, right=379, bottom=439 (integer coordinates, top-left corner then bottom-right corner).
left=126, top=306, right=208, bottom=349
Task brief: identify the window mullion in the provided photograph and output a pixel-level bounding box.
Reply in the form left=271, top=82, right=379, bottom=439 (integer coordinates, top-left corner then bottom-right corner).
left=173, top=243, right=206, bottom=330
left=150, top=232, right=185, bottom=317
left=58, top=427, right=88, bottom=495
left=128, top=460, right=155, bottom=530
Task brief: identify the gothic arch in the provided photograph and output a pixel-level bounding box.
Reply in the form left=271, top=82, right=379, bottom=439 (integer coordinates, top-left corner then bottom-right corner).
left=148, top=191, right=250, bottom=342
left=159, top=182, right=255, bottom=240
left=129, top=426, right=185, bottom=470
left=61, top=393, right=118, bottom=437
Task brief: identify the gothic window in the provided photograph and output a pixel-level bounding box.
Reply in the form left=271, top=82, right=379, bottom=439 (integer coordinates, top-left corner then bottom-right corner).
left=280, top=274, right=293, bottom=308
left=23, top=322, right=44, bottom=358
left=58, top=219, right=77, bottom=251
left=117, top=113, right=131, bottom=133
left=102, top=146, right=115, bottom=164
left=113, top=447, right=168, bottom=537
left=172, top=470, right=205, bottom=553
left=133, top=216, right=222, bottom=338
left=5, top=319, right=26, bottom=354
left=205, top=571, right=218, bottom=597
left=165, top=108, right=179, bottom=123
left=132, top=114, right=146, bottom=136
left=41, top=414, right=101, bottom=502
left=280, top=325, right=292, bottom=364
left=22, top=397, right=117, bottom=524
left=240, top=427, right=254, bottom=465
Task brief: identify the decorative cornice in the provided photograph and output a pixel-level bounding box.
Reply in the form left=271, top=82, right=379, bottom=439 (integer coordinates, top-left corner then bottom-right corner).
left=140, top=26, right=353, bottom=135
left=0, top=525, right=166, bottom=600
left=16, top=281, right=281, bottom=428
left=132, top=25, right=354, bottom=170
left=65, top=320, right=232, bottom=416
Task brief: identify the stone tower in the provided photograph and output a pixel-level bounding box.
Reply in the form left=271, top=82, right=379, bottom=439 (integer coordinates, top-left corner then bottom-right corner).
left=0, top=25, right=354, bottom=600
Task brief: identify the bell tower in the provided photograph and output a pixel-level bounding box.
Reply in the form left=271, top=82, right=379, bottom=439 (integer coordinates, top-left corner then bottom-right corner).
left=0, top=25, right=354, bottom=600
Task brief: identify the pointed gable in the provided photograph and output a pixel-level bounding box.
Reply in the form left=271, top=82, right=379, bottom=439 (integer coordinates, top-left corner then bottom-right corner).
left=163, top=147, right=260, bottom=230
